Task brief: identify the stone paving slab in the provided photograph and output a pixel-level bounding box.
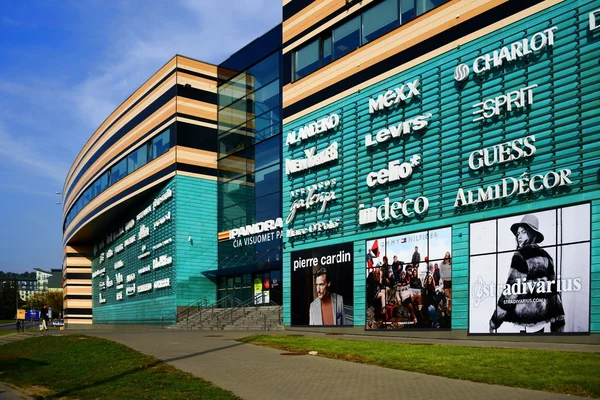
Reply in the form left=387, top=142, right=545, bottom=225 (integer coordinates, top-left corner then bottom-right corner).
left=0, top=383, right=34, bottom=400
left=83, top=330, right=588, bottom=400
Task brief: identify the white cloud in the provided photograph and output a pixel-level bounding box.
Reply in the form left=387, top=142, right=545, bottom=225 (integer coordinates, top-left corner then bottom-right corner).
left=0, top=124, right=69, bottom=184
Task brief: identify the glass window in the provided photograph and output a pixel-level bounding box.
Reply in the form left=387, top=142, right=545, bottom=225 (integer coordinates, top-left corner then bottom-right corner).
left=247, top=52, right=280, bottom=92
left=294, top=40, right=320, bottom=80
left=254, top=135, right=281, bottom=171
left=362, top=0, right=399, bottom=44
left=110, top=158, right=127, bottom=185
left=252, top=79, right=280, bottom=116
left=98, top=172, right=109, bottom=193
left=82, top=188, right=91, bottom=207
left=218, top=73, right=247, bottom=110
left=255, top=192, right=281, bottom=223
left=401, top=0, right=416, bottom=23
left=333, top=16, right=361, bottom=59
left=150, top=129, right=170, bottom=161
left=127, top=145, right=148, bottom=174
left=221, top=176, right=251, bottom=209
left=254, top=109, right=281, bottom=143
left=322, top=34, right=333, bottom=65
left=255, top=164, right=280, bottom=198
left=416, top=0, right=446, bottom=16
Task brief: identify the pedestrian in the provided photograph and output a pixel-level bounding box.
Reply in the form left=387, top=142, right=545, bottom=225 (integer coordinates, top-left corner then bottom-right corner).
left=41, top=304, right=49, bottom=331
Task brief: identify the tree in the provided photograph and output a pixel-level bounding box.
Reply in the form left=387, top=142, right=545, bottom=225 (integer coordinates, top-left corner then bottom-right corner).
left=0, top=281, right=18, bottom=319
left=46, top=291, right=64, bottom=316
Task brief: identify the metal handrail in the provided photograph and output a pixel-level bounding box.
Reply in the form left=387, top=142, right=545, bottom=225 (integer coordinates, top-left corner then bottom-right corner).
left=215, top=293, right=281, bottom=327
left=161, top=294, right=235, bottom=328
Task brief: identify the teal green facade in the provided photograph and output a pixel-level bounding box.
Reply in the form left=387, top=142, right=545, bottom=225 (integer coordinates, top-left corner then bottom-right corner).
left=282, top=1, right=600, bottom=333
left=91, top=175, right=217, bottom=323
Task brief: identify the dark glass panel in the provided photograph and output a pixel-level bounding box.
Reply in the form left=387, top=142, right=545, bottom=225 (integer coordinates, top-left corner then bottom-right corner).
left=362, top=0, right=399, bottom=44
left=333, top=16, right=361, bottom=59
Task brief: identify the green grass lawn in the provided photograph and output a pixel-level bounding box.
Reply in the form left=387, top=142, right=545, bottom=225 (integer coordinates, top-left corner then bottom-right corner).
left=0, top=329, right=37, bottom=337
left=0, top=320, right=16, bottom=324
left=240, top=335, right=600, bottom=398
left=0, top=335, right=239, bottom=400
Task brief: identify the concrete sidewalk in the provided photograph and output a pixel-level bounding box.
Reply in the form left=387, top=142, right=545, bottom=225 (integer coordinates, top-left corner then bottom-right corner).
left=73, top=329, right=589, bottom=400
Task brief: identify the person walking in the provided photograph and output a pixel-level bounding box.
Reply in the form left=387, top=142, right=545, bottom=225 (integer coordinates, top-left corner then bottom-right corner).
left=41, top=304, right=49, bottom=331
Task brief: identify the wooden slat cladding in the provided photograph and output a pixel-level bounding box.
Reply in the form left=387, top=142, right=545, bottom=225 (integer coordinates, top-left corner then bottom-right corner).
left=282, top=0, right=555, bottom=124
left=64, top=57, right=217, bottom=214
left=64, top=57, right=177, bottom=189
left=64, top=286, right=92, bottom=296
left=65, top=57, right=217, bottom=189
left=64, top=257, right=91, bottom=267
left=283, top=0, right=376, bottom=50
left=63, top=111, right=176, bottom=215
left=177, top=147, right=217, bottom=170
left=64, top=149, right=177, bottom=242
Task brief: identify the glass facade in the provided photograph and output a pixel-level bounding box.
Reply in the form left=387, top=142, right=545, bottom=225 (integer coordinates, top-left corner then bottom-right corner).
left=216, top=26, right=283, bottom=305
left=292, top=0, right=450, bottom=80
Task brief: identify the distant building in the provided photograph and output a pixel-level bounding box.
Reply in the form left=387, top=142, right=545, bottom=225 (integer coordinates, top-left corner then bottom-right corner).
left=47, top=268, right=63, bottom=292
left=34, top=268, right=51, bottom=293
left=17, top=279, right=39, bottom=301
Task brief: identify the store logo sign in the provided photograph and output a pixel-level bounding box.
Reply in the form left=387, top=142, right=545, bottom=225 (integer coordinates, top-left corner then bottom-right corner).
left=454, top=27, right=557, bottom=82
left=358, top=196, right=429, bottom=225
left=285, top=142, right=339, bottom=175
left=368, top=79, right=420, bottom=114
left=228, top=218, right=283, bottom=240
left=590, top=9, right=600, bottom=31
left=286, top=114, right=339, bottom=146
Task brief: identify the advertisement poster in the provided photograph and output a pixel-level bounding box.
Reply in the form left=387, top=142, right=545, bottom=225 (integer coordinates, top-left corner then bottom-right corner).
left=290, top=243, right=354, bottom=326
left=365, top=228, right=452, bottom=330
left=469, top=204, right=590, bottom=334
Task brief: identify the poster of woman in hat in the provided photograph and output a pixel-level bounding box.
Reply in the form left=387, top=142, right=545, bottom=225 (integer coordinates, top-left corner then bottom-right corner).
left=469, top=204, right=590, bottom=334
left=489, top=214, right=566, bottom=333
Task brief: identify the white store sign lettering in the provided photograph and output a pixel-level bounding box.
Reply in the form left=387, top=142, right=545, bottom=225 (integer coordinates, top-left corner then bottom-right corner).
left=368, top=79, right=421, bottom=114
left=358, top=196, right=429, bottom=225
left=468, top=135, right=536, bottom=171
left=364, top=114, right=431, bottom=148
left=454, top=169, right=573, bottom=207
left=366, top=155, right=421, bottom=188
left=472, top=84, right=537, bottom=122
left=285, top=142, right=339, bottom=175
left=454, top=27, right=557, bottom=81
left=286, top=114, right=340, bottom=146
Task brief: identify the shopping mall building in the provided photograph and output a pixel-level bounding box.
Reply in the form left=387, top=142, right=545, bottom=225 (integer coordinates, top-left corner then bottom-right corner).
left=62, top=0, right=600, bottom=342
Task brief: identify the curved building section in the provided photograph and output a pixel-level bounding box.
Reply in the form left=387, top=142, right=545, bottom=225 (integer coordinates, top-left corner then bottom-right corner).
left=62, top=56, right=219, bottom=326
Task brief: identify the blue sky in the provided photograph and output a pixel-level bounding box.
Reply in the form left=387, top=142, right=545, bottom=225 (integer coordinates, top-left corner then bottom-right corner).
left=0, top=0, right=281, bottom=273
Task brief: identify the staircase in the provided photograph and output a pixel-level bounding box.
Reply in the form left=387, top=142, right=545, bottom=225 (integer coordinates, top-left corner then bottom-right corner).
left=167, top=296, right=284, bottom=331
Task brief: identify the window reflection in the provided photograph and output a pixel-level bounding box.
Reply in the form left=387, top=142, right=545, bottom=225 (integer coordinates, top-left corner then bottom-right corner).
left=64, top=127, right=172, bottom=229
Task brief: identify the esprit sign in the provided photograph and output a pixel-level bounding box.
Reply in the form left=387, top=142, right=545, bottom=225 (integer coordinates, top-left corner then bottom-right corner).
left=454, top=27, right=557, bottom=82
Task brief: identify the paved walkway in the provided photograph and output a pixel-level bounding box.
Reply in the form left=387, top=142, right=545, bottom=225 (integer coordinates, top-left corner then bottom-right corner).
left=68, top=329, right=590, bottom=400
